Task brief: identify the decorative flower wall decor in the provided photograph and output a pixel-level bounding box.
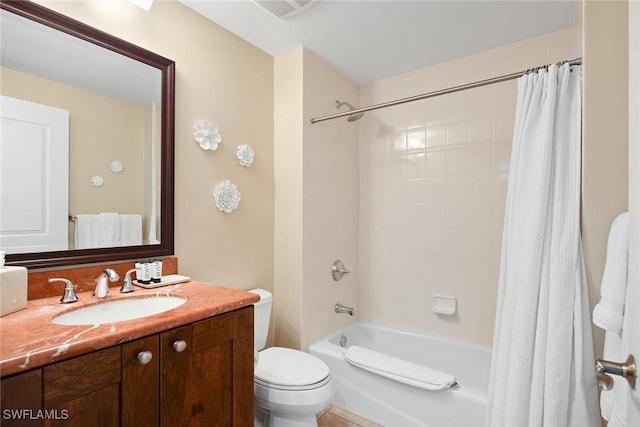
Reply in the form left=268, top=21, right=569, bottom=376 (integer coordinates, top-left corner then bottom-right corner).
left=213, top=180, right=241, bottom=213
left=236, top=144, right=255, bottom=167
left=194, top=119, right=222, bottom=151
left=110, top=160, right=124, bottom=174
left=90, top=176, right=104, bottom=187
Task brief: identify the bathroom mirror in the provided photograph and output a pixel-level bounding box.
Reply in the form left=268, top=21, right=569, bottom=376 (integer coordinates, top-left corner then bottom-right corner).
left=0, top=0, right=175, bottom=269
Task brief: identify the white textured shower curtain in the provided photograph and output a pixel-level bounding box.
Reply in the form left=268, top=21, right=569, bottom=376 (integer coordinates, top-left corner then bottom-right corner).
left=487, top=63, right=600, bottom=427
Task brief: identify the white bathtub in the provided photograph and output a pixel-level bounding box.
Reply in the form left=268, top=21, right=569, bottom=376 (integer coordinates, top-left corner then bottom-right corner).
left=308, top=322, right=492, bottom=426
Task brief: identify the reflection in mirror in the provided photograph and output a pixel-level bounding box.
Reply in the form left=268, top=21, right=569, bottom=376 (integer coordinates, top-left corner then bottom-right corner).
left=0, top=0, right=174, bottom=269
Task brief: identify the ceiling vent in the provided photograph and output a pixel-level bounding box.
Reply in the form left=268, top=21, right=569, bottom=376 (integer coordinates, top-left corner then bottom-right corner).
left=252, top=0, right=319, bottom=19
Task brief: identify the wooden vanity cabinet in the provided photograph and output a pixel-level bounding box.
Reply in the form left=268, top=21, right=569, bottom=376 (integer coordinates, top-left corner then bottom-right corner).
left=160, top=306, right=254, bottom=426
left=0, top=369, right=44, bottom=427
left=121, top=334, right=160, bottom=427
left=1, top=306, right=254, bottom=427
left=43, top=346, right=121, bottom=426
left=1, top=347, right=121, bottom=427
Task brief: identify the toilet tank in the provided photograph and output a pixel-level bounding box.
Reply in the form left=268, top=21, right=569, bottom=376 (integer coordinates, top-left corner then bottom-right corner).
left=249, top=288, right=272, bottom=351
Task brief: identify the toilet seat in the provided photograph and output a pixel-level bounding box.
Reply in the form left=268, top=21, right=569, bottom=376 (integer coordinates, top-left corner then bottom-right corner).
left=255, top=374, right=331, bottom=391
left=255, top=347, right=330, bottom=389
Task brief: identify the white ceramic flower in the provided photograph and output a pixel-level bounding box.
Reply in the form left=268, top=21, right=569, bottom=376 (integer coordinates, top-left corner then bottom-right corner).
left=194, top=120, right=222, bottom=151
left=90, top=176, right=104, bottom=187
left=110, top=160, right=124, bottom=174
left=213, top=180, right=241, bottom=213
left=236, top=144, right=255, bottom=167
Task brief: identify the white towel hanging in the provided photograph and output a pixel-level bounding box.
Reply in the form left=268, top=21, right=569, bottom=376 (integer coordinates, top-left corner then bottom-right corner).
left=74, top=214, right=102, bottom=249
left=120, top=214, right=142, bottom=246
left=100, top=212, right=120, bottom=247
left=593, top=212, right=629, bottom=332
left=593, top=212, right=629, bottom=424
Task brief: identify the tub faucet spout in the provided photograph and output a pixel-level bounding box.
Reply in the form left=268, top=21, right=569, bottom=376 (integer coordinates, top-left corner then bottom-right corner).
left=335, top=303, right=354, bottom=316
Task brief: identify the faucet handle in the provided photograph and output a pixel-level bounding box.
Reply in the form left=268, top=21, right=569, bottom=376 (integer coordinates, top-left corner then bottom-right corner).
left=48, top=278, right=79, bottom=304
left=120, top=269, right=137, bottom=293
left=331, top=260, right=350, bottom=281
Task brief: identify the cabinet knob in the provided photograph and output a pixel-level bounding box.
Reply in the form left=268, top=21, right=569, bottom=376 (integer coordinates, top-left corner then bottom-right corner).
left=173, top=340, right=187, bottom=353
left=137, top=351, right=153, bottom=365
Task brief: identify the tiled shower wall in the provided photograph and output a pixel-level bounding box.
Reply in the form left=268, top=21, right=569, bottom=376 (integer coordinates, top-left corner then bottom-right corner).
left=358, top=27, right=581, bottom=346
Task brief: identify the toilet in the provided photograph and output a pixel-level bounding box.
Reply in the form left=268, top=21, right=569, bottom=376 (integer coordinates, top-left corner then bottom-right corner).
left=250, top=289, right=334, bottom=427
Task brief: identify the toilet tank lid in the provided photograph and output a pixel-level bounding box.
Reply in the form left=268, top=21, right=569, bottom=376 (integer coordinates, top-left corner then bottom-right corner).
left=248, top=288, right=272, bottom=304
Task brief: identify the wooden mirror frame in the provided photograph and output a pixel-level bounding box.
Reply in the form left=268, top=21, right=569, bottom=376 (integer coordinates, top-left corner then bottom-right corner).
left=1, top=0, right=175, bottom=269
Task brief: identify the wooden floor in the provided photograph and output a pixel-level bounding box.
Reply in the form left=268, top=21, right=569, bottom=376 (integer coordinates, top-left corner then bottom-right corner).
left=317, top=405, right=382, bottom=427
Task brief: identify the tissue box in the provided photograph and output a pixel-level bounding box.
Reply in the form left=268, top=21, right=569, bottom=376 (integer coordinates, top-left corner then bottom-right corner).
left=0, top=266, right=28, bottom=316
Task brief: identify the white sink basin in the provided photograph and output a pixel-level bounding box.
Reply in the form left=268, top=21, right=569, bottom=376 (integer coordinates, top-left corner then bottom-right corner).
left=52, top=296, right=186, bottom=325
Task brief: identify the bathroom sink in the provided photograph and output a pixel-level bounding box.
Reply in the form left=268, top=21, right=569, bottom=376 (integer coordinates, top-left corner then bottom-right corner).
left=52, top=296, right=186, bottom=325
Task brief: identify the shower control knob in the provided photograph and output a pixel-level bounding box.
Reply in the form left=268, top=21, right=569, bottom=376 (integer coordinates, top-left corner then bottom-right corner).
left=173, top=340, right=187, bottom=353
left=138, top=351, right=153, bottom=365
left=331, top=260, right=350, bottom=281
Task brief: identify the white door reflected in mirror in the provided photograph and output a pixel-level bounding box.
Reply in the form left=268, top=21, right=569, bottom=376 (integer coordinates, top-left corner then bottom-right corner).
left=0, top=95, right=68, bottom=254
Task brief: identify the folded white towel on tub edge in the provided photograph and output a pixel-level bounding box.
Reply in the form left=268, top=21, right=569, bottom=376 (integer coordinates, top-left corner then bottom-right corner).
left=343, top=345, right=456, bottom=391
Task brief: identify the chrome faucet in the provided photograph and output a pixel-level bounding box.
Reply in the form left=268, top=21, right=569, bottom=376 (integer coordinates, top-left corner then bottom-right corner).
left=93, top=268, right=120, bottom=299
left=120, top=268, right=137, bottom=293
left=335, top=303, right=354, bottom=316
left=48, top=278, right=79, bottom=304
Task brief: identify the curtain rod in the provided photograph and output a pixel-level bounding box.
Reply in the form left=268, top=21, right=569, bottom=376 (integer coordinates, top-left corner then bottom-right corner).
left=310, top=57, right=583, bottom=124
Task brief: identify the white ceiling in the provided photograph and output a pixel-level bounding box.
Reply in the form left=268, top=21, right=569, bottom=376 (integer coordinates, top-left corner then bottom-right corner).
left=179, top=0, right=576, bottom=84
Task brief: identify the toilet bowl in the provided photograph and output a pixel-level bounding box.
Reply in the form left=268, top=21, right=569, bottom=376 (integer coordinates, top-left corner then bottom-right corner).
left=250, top=289, right=334, bottom=427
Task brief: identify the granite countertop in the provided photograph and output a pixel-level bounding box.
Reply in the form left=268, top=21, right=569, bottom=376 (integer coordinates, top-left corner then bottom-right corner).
left=0, top=281, right=259, bottom=377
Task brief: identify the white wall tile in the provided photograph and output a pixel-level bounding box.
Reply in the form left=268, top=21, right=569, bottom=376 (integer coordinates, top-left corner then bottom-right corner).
left=444, top=202, right=469, bottom=230
left=423, top=229, right=445, bottom=256
left=426, top=150, right=447, bottom=177
left=424, top=177, right=447, bottom=202
left=407, top=153, right=426, bottom=179
left=357, top=27, right=580, bottom=348
left=426, top=123, right=447, bottom=148
left=446, top=147, right=469, bottom=176
left=445, top=176, right=469, bottom=202
left=468, top=174, right=493, bottom=203
left=447, top=120, right=470, bottom=146
left=391, top=130, right=407, bottom=154
left=407, top=127, right=426, bottom=151
left=469, top=145, right=494, bottom=175
left=444, top=230, right=471, bottom=258
left=468, top=202, right=492, bottom=230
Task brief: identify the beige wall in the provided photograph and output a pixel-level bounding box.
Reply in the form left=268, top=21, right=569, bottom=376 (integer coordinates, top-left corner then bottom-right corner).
left=273, top=48, right=304, bottom=349
left=301, top=49, right=359, bottom=350
left=34, top=0, right=275, bottom=294
left=583, top=0, right=629, bottom=359
left=358, top=27, right=581, bottom=347
left=274, top=48, right=359, bottom=350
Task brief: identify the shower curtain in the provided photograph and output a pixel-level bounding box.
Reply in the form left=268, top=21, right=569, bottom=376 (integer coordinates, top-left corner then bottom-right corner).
left=487, top=63, right=600, bottom=427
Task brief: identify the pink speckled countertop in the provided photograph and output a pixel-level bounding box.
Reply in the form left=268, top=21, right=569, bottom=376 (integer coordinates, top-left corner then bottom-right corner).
left=0, top=281, right=259, bottom=377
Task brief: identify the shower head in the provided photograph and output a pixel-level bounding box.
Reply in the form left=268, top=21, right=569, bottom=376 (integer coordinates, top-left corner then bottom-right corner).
left=335, top=100, right=365, bottom=122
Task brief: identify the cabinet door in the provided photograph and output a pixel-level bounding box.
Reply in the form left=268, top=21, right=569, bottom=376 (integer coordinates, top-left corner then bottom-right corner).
left=0, top=369, right=44, bottom=427
left=161, top=307, right=254, bottom=427
left=122, top=334, right=159, bottom=427
left=230, top=306, right=254, bottom=426
left=160, top=323, right=193, bottom=426
left=43, top=346, right=120, bottom=427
